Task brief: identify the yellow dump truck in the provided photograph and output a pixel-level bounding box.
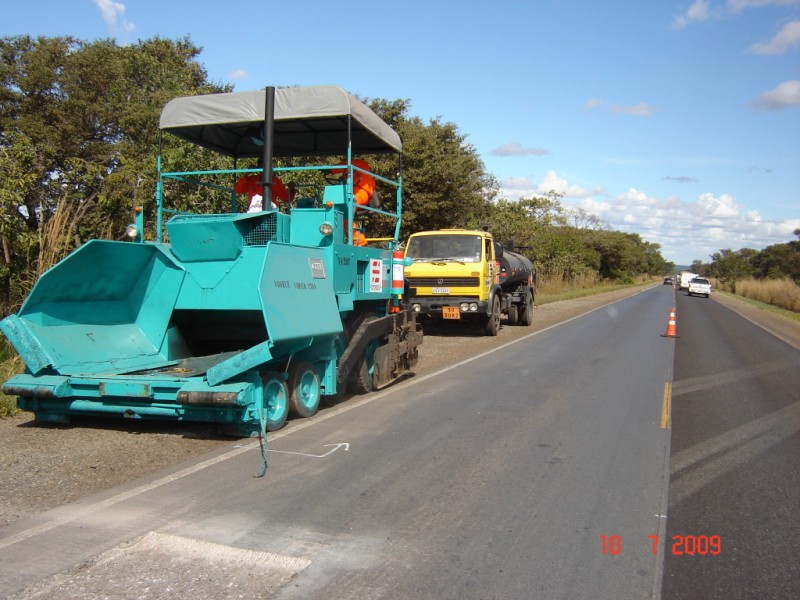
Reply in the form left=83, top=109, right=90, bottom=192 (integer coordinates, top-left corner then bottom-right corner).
left=403, top=229, right=535, bottom=336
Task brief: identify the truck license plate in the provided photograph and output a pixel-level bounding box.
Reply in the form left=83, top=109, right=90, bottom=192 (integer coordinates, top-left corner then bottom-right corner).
left=432, top=287, right=449, bottom=294
left=442, top=306, right=460, bottom=319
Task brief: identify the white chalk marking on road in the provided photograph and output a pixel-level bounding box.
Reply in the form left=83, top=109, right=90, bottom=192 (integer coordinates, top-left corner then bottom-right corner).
left=268, top=442, right=350, bottom=458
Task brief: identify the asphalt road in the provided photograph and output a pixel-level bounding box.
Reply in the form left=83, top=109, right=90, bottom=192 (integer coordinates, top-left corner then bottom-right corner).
left=662, top=291, right=800, bottom=599
left=1, top=285, right=796, bottom=599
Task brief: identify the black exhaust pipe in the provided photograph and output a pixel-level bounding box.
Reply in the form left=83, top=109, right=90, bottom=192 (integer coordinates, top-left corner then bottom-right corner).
left=261, top=86, right=275, bottom=205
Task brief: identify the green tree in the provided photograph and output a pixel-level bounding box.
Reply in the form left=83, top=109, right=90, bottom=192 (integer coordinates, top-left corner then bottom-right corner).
left=0, top=34, right=227, bottom=310
left=534, top=225, right=601, bottom=282
left=481, top=193, right=566, bottom=250
left=641, top=240, right=671, bottom=276
left=706, top=248, right=758, bottom=284
left=582, top=230, right=656, bottom=282
left=751, top=229, right=800, bottom=283
left=690, top=259, right=708, bottom=275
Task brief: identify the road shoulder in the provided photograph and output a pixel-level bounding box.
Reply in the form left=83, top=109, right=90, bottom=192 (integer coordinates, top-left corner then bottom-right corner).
left=711, top=292, right=800, bottom=350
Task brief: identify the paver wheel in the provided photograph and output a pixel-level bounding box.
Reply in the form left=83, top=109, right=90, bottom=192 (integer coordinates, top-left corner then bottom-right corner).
left=262, top=372, right=289, bottom=431
left=350, top=353, right=375, bottom=394
left=289, top=362, right=321, bottom=418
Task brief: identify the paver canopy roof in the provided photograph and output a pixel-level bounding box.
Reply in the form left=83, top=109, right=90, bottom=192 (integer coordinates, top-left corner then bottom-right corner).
left=159, top=85, right=402, bottom=158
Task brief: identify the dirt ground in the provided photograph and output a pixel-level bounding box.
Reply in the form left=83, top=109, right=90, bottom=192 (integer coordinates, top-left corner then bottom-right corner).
left=1, top=285, right=797, bottom=529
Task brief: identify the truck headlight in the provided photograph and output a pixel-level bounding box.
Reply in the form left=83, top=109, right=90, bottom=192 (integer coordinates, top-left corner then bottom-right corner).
left=319, top=222, right=333, bottom=236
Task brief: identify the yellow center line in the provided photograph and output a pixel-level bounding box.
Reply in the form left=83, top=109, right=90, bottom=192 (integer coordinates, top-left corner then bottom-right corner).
left=661, top=382, right=672, bottom=429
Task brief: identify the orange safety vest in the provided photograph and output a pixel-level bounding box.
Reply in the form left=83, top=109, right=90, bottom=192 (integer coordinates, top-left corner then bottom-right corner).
left=234, top=173, right=289, bottom=203
left=333, top=159, right=375, bottom=207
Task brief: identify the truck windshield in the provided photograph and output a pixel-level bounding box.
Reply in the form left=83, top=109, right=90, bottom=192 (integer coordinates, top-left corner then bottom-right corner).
left=406, top=235, right=482, bottom=263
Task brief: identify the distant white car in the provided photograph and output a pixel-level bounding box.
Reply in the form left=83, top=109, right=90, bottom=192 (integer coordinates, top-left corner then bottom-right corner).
left=687, top=277, right=712, bottom=298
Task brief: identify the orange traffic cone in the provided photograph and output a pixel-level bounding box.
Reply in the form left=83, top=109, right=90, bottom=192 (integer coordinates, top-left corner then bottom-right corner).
left=661, top=307, right=679, bottom=338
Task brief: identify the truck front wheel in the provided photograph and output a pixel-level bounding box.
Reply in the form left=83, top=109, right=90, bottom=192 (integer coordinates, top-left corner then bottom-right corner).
left=484, top=296, right=501, bottom=336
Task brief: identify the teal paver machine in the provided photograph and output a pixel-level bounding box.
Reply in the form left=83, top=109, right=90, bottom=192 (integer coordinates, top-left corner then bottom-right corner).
left=1, top=85, right=422, bottom=437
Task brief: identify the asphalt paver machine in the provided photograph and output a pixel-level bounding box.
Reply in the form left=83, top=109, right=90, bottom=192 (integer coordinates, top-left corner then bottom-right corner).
left=1, top=85, right=422, bottom=438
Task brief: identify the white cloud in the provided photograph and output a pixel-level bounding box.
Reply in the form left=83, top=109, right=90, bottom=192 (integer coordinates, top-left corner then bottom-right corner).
left=590, top=189, right=800, bottom=262
left=500, top=177, right=541, bottom=200
left=696, top=192, right=740, bottom=217
left=672, top=0, right=714, bottom=29
left=538, top=170, right=605, bottom=199
left=490, top=142, right=550, bottom=157
left=611, top=103, right=656, bottom=116
left=500, top=171, right=800, bottom=263
left=93, top=0, right=134, bottom=36
left=748, top=20, right=800, bottom=55
left=584, top=99, right=655, bottom=116
left=664, top=175, right=699, bottom=183
left=727, top=0, right=800, bottom=14
left=228, top=69, right=249, bottom=81
left=673, top=0, right=800, bottom=29
left=749, top=80, right=800, bottom=110
left=499, top=171, right=605, bottom=202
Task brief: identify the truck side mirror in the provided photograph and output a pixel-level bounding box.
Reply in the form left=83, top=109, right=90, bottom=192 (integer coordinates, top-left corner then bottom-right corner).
left=494, top=241, right=503, bottom=258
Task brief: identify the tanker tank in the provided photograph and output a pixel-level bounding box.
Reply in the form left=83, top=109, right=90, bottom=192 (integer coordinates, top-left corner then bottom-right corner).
left=498, top=249, right=533, bottom=290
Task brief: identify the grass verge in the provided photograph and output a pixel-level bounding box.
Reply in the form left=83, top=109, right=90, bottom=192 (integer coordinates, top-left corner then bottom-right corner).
left=536, top=281, right=651, bottom=305
left=715, top=290, right=800, bottom=324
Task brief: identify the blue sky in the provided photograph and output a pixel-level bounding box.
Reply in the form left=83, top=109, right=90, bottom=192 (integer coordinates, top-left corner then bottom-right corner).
left=3, top=0, right=799, bottom=265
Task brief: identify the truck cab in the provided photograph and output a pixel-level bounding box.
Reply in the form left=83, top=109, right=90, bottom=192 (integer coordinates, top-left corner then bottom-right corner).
left=403, top=229, right=534, bottom=336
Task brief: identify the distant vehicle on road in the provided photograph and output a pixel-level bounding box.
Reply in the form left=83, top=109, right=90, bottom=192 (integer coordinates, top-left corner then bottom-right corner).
left=687, top=277, right=712, bottom=298
left=663, top=276, right=674, bottom=285
left=679, top=271, right=699, bottom=290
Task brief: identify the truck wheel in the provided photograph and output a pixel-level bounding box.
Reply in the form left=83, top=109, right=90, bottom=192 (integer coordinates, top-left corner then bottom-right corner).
left=519, top=294, right=534, bottom=326
left=507, top=304, right=519, bottom=325
left=289, top=362, right=321, bottom=418
left=262, top=372, right=289, bottom=431
left=484, top=296, right=500, bottom=336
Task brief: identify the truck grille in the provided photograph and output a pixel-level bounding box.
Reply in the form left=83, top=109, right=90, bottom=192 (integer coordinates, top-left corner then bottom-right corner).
left=407, top=277, right=480, bottom=287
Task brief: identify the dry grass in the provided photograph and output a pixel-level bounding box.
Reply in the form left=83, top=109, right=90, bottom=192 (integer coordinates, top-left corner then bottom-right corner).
left=535, top=269, right=602, bottom=297
left=713, top=277, right=800, bottom=313
left=0, top=348, right=22, bottom=417
left=536, top=274, right=652, bottom=304
left=2, top=194, right=105, bottom=417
